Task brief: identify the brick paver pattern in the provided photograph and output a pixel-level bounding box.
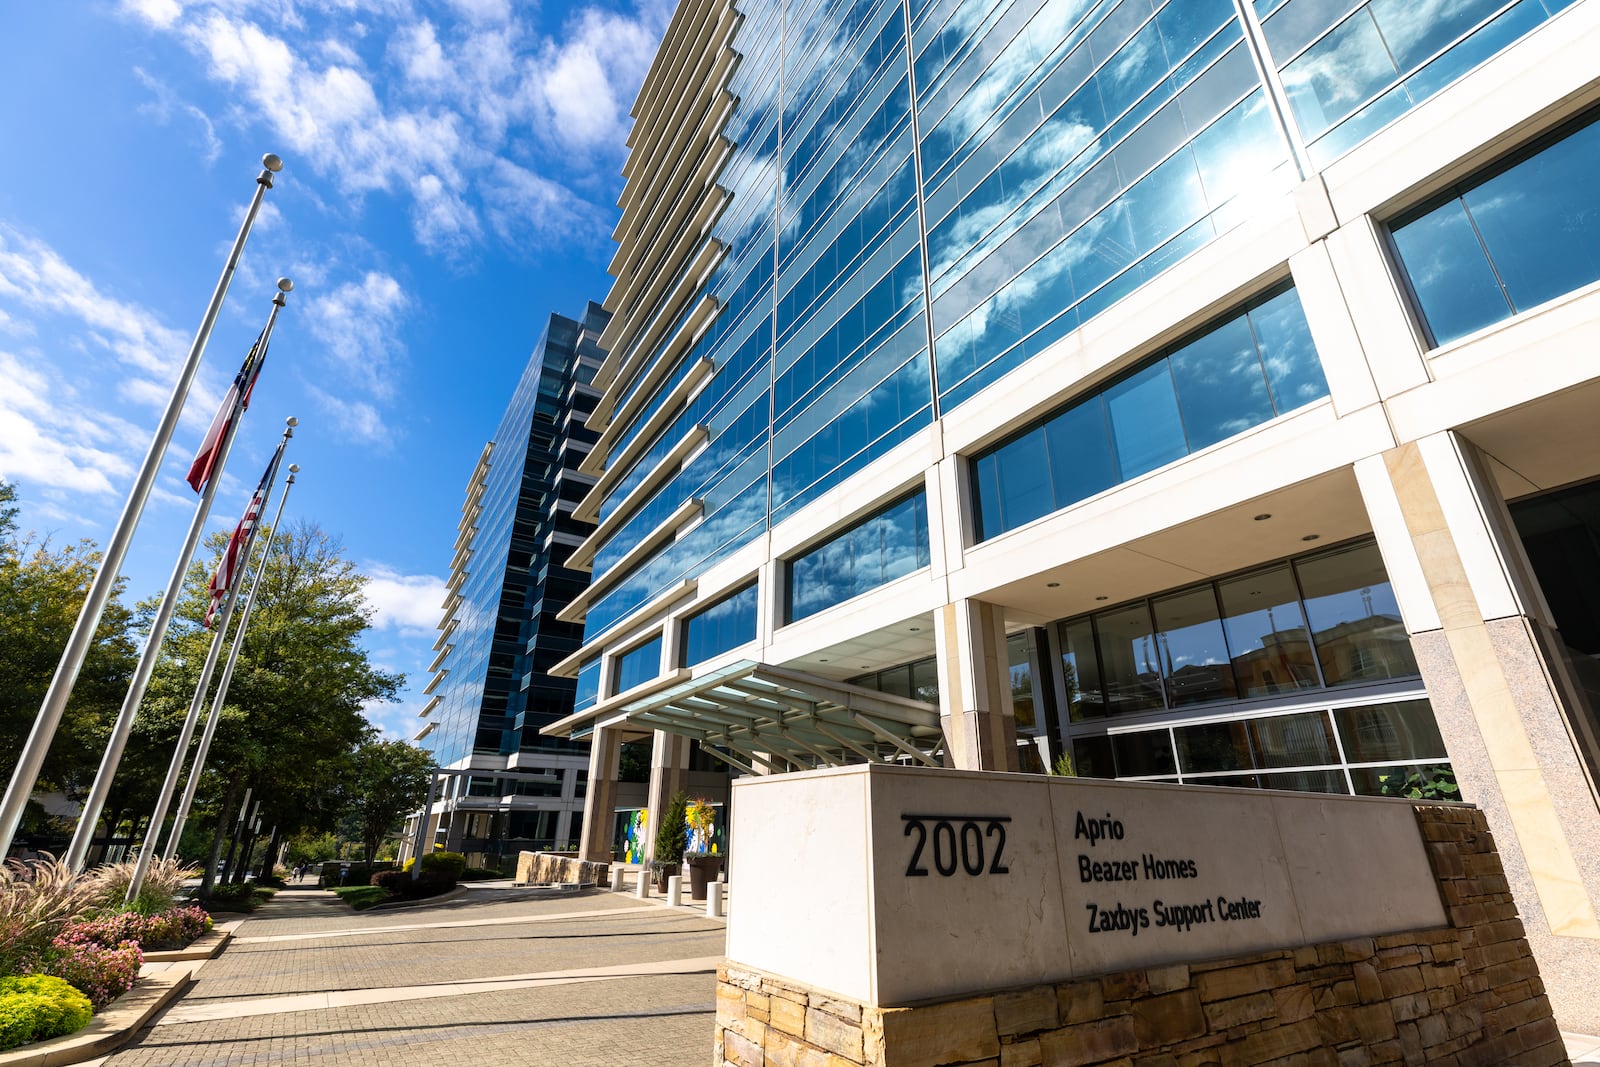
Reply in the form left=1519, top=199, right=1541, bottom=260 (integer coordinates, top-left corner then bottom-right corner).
left=103, top=888, right=726, bottom=1066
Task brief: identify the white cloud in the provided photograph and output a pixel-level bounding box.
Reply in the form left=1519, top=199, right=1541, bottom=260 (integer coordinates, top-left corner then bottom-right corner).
left=533, top=4, right=667, bottom=152
left=124, top=0, right=185, bottom=29
left=133, top=66, right=223, bottom=164
left=363, top=563, right=447, bottom=634
left=413, top=172, right=482, bottom=256
left=483, top=158, right=605, bottom=245
left=303, top=270, right=408, bottom=399
left=0, top=224, right=243, bottom=518
left=394, top=21, right=451, bottom=86
left=0, top=351, right=139, bottom=498
left=308, top=385, right=394, bottom=448
left=0, top=222, right=190, bottom=384
left=118, top=0, right=670, bottom=254
left=444, top=0, right=512, bottom=24
left=361, top=694, right=421, bottom=740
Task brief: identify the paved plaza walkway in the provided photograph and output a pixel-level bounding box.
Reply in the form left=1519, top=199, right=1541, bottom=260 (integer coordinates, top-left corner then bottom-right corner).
left=92, top=884, right=727, bottom=1067
left=68, top=880, right=1600, bottom=1066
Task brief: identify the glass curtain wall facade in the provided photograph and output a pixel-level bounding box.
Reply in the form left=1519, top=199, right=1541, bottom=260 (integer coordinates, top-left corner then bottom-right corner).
left=417, top=303, right=608, bottom=864
left=576, top=0, right=1573, bottom=649
left=563, top=0, right=1600, bottom=1027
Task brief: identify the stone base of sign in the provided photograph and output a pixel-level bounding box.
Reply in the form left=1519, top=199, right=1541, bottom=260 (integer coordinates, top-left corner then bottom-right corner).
left=515, top=851, right=610, bottom=887
left=713, top=806, right=1567, bottom=1067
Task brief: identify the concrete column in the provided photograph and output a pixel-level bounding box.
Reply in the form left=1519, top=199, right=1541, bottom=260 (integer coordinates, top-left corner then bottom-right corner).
left=934, top=598, right=1019, bottom=771
left=1357, top=430, right=1600, bottom=1029
left=442, top=805, right=467, bottom=854
left=1322, top=215, right=1431, bottom=399
left=644, top=729, right=693, bottom=861
left=578, top=725, right=624, bottom=863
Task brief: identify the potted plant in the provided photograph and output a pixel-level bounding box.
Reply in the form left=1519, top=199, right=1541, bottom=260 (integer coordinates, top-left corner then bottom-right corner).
left=682, top=798, right=721, bottom=901
left=651, top=791, right=688, bottom=892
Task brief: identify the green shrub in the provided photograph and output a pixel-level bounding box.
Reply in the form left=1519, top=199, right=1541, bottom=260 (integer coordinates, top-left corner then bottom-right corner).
left=0, top=975, right=93, bottom=1051
left=319, top=862, right=391, bottom=887
left=653, top=791, right=688, bottom=864
left=461, top=866, right=503, bottom=881
left=370, top=870, right=407, bottom=891
left=418, top=851, right=465, bottom=880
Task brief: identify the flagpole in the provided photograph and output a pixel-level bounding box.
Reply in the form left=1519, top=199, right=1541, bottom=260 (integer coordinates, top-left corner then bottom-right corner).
left=164, top=461, right=299, bottom=862
left=124, top=422, right=293, bottom=904
left=66, top=280, right=294, bottom=872
left=0, top=153, right=285, bottom=861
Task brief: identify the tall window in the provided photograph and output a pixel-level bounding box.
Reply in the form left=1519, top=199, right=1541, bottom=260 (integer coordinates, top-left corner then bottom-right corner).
left=971, top=286, right=1327, bottom=540
left=1390, top=109, right=1600, bottom=347
left=1070, top=697, right=1450, bottom=799
left=787, top=493, right=931, bottom=622
left=1057, top=539, right=1416, bottom=722
left=1259, top=0, right=1574, bottom=167
left=613, top=635, right=663, bottom=696
left=573, top=657, right=601, bottom=712
left=683, top=582, right=760, bottom=666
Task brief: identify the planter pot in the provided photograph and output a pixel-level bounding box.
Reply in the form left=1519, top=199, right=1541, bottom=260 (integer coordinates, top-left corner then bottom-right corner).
left=652, top=863, right=679, bottom=893
left=685, top=854, right=721, bottom=900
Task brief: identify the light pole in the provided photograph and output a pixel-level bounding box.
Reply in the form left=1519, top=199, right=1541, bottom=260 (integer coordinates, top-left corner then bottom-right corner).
left=0, top=153, right=285, bottom=860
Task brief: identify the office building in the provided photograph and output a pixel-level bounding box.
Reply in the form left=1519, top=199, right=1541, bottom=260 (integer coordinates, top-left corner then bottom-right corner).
left=412, top=303, right=608, bottom=869
left=546, top=0, right=1600, bottom=1027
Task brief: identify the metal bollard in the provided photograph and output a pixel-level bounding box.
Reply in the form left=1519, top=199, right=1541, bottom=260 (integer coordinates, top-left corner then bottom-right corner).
left=707, top=880, right=723, bottom=918
left=636, top=870, right=650, bottom=899
left=666, top=874, right=682, bottom=907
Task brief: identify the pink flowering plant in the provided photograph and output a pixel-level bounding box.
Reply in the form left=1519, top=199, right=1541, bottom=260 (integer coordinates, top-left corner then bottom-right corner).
left=65, top=905, right=211, bottom=952
left=32, top=933, right=141, bottom=1011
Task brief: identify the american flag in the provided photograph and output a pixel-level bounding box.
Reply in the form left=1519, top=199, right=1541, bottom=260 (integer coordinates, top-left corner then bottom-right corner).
left=186, top=330, right=268, bottom=493
left=206, top=445, right=283, bottom=629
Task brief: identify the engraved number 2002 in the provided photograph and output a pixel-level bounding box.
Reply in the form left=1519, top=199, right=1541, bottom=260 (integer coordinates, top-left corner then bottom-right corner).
left=902, top=815, right=1010, bottom=877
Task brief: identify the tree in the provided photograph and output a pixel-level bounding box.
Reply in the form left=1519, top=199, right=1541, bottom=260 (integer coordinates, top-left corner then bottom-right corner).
left=131, top=520, right=402, bottom=881
left=344, top=736, right=433, bottom=862
left=0, top=479, right=17, bottom=542
left=0, top=482, right=140, bottom=813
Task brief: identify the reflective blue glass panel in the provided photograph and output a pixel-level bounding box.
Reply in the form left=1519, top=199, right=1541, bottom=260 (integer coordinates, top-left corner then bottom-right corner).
left=1264, top=0, right=1567, bottom=165
left=1105, top=361, right=1188, bottom=480
left=1391, top=111, right=1600, bottom=347
left=1390, top=200, right=1507, bottom=345
left=614, top=635, right=663, bottom=695
left=1293, top=541, right=1418, bottom=686
left=1166, top=315, right=1273, bottom=453
left=573, top=658, right=602, bottom=713
left=787, top=492, right=931, bottom=622
left=970, top=285, right=1327, bottom=541
left=1463, top=116, right=1600, bottom=313
left=684, top=583, right=760, bottom=665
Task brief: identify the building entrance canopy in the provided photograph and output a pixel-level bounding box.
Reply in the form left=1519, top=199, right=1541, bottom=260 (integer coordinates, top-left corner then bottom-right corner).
left=611, top=661, right=943, bottom=773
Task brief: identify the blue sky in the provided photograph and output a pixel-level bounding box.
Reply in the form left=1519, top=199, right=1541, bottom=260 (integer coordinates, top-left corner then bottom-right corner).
left=0, top=0, right=669, bottom=740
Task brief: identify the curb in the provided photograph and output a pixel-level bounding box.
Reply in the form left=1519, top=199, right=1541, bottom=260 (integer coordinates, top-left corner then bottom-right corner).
left=142, top=927, right=233, bottom=963
left=0, top=964, right=194, bottom=1067
left=361, top=884, right=470, bottom=911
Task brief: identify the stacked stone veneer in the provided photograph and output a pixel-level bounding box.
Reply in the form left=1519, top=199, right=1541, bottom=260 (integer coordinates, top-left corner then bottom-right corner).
left=714, top=806, right=1566, bottom=1066
left=515, top=851, right=610, bottom=886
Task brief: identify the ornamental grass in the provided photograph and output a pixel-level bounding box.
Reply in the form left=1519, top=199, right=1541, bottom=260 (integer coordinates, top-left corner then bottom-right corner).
left=84, top=857, right=198, bottom=915
left=0, top=856, right=103, bottom=978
